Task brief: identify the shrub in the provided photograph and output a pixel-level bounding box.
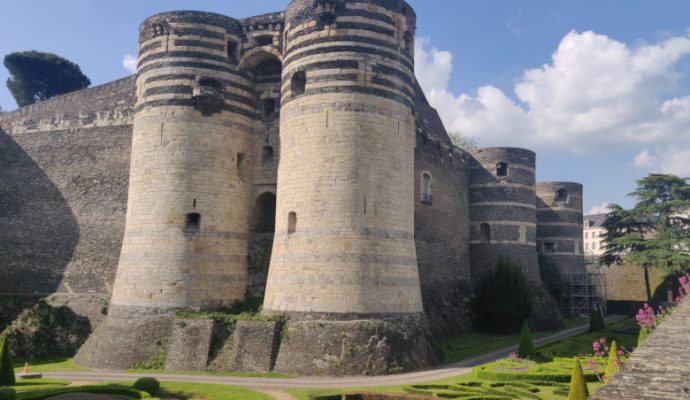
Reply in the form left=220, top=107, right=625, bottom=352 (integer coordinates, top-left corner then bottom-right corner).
left=567, top=360, right=589, bottom=400
left=588, top=305, right=605, bottom=332
left=133, top=377, right=160, bottom=394
left=518, top=320, right=536, bottom=359
left=637, top=327, right=648, bottom=346
left=0, top=336, right=15, bottom=387
left=538, top=255, right=565, bottom=307
left=604, top=340, right=619, bottom=380
left=474, top=261, right=532, bottom=333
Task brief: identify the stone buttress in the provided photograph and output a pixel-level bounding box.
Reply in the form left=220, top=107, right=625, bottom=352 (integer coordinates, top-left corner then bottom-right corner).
left=262, top=0, right=440, bottom=375
left=75, top=11, right=256, bottom=369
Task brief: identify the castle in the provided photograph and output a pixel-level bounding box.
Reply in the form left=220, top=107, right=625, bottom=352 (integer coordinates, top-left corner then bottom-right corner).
left=0, top=0, right=584, bottom=375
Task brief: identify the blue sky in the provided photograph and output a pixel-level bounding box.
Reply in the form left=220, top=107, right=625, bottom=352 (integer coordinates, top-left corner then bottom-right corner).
left=2, top=1, right=690, bottom=213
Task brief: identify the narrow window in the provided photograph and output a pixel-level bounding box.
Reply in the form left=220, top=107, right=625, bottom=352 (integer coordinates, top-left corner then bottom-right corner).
left=404, top=31, right=413, bottom=51
left=184, top=213, right=201, bottom=234
left=480, top=223, right=490, bottom=244
left=261, top=146, right=274, bottom=165
left=199, top=77, right=222, bottom=89
left=291, top=71, right=306, bottom=97
left=496, top=162, right=508, bottom=177
left=585, top=232, right=589, bottom=239
left=237, top=152, right=245, bottom=174
left=555, top=188, right=568, bottom=203
left=288, top=212, right=297, bottom=234
left=227, top=41, right=239, bottom=61
left=420, top=172, right=432, bottom=205
left=544, top=242, right=555, bottom=253
left=262, top=98, right=276, bottom=116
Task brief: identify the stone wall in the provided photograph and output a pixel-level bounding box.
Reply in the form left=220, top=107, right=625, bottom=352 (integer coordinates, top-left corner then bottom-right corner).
left=0, top=77, right=134, bottom=300
left=591, top=299, right=690, bottom=399
left=414, top=133, right=473, bottom=337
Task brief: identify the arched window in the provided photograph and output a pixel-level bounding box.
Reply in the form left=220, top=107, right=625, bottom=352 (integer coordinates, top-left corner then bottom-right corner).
left=291, top=71, right=306, bottom=97
left=420, top=172, right=432, bottom=204
left=288, top=212, right=297, bottom=235
left=496, top=162, right=508, bottom=177
left=253, top=193, right=276, bottom=233
left=261, top=146, right=274, bottom=165
left=555, top=188, right=568, bottom=203
left=480, top=223, right=490, bottom=244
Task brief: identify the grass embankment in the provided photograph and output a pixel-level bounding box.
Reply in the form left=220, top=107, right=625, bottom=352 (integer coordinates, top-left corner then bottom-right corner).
left=440, top=316, right=590, bottom=363
left=287, top=318, right=638, bottom=400
left=13, top=357, right=86, bottom=373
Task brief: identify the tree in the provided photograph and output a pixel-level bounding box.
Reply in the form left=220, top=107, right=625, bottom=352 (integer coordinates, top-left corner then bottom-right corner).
left=447, top=131, right=478, bottom=152
left=4, top=51, right=90, bottom=107
left=517, top=320, right=536, bottom=359
left=567, top=359, right=589, bottom=400
left=600, top=174, right=690, bottom=302
left=0, top=335, right=15, bottom=386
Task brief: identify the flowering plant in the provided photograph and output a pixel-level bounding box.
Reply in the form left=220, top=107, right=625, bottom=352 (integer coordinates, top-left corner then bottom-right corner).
left=585, top=338, right=628, bottom=382
left=635, top=303, right=671, bottom=333
left=676, top=273, right=690, bottom=303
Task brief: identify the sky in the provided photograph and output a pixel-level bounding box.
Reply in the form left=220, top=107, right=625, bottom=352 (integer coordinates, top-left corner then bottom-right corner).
left=1, top=1, right=690, bottom=213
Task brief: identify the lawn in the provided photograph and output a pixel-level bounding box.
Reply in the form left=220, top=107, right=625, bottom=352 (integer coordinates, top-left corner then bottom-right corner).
left=440, top=316, right=590, bottom=363
left=287, top=318, right=637, bottom=400
left=13, top=357, right=87, bottom=373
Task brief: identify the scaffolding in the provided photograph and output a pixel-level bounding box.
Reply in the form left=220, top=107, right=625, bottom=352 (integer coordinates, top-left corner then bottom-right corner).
left=563, top=257, right=608, bottom=316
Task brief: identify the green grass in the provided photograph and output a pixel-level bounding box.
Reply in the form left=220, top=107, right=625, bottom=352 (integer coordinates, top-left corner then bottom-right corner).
left=15, top=383, right=152, bottom=400
left=440, top=316, right=590, bottom=363
left=158, top=381, right=273, bottom=400
left=12, top=358, right=87, bottom=373
left=537, top=319, right=638, bottom=361
left=10, top=378, right=70, bottom=392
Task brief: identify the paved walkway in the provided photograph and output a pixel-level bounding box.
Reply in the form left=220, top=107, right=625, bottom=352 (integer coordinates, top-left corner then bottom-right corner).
left=592, top=302, right=690, bottom=400
left=44, top=316, right=623, bottom=394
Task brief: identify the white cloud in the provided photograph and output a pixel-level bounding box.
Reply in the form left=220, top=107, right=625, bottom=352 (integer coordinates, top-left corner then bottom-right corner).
left=633, top=147, right=690, bottom=177
left=122, top=54, right=137, bottom=73
left=414, top=30, right=690, bottom=169
left=588, top=203, right=611, bottom=215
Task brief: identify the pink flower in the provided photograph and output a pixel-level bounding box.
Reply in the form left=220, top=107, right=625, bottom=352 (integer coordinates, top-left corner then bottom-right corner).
left=600, top=338, right=606, bottom=344
left=617, top=350, right=623, bottom=356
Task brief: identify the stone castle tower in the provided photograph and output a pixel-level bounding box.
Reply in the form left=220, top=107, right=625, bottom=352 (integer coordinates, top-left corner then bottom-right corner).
left=263, top=0, right=423, bottom=317
left=0, top=0, right=583, bottom=376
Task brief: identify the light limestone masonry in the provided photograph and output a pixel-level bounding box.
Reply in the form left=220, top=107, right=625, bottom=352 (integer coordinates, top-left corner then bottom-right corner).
left=108, top=12, right=254, bottom=314
left=262, top=0, right=423, bottom=316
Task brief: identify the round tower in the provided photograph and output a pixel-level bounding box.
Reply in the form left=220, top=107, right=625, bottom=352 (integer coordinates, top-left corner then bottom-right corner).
left=469, top=147, right=540, bottom=283
left=76, top=11, right=257, bottom=369
left=536, top=182, right=584, bottom=275
left=263, top=0, right=423, bottom=317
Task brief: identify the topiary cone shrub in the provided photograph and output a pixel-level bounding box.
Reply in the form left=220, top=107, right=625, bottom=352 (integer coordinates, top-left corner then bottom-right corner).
left=474, top=261, right=533, bottom=333
left=604, top=340, right=619, bottom=381
left=637, top=328, right=648, bottom=347
left=133, top=377, right=160, bottom=394
left=0, top=336, right=15, bottom=387
left=518, top=320, right=536, bottom=359
left=567, top=359, right=589, bottom=400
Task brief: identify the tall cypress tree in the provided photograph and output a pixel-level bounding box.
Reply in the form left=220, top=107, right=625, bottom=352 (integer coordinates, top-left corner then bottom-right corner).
left=0, top=335, right=15, bottom=386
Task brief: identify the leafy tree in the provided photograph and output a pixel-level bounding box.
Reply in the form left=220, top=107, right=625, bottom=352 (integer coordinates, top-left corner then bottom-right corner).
left=588, top=304, right=605, bottom=332
left=600, top=174, right=690, bottom=302
left=4, top=51, right=90, bottom=107
left=474, top=261, right=532, bottom=333
left=604, top=340, right=619, bottom=380
left=539, top=255, right=565, bottom=308
left=447, top=131, right=478, bottom=152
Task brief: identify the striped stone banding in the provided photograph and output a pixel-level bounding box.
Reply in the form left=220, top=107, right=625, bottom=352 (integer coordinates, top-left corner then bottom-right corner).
left=137, top=61, right=251, bottom=81
left=134, top=98, right=257, bottom=119
left=173, top=39, right=226, bottom=51
left=265, top=273, right=420, bottom=286
left=470, top=164, right=536, bottom=172
left=141, top=13, right=242, bottom=35
left=274, top=227, right=414, bottom=241
left=470, top=221, right=537, bottom=227
left=287, top=0, right=413, bottom=26
left=139, top=41, right=163, bottom=55
left=143, top=73, right=255, bottom=95
left=135, top=114, right=255, bottom=134
left=469, top=240, right=537, bottom=246
left=470, top=202, right=536, bottom=209
left=141, top=85, right=256, bottom=109
left=306, top=73, right=359, bottom=84
left=370, top=76, right=413, bottom=98
left=285, top=35, right=403, bottom=58
left=280, top=84, right=413, bottom=108
left=138, top=50, right=229, bottom=68
left=470, top=182, right=535, bottom=190
left=283, top=45, right=413, bottom=72
left=119, top=252, right=244, bottom=264
left=123, top=230, right=249, bottom=239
